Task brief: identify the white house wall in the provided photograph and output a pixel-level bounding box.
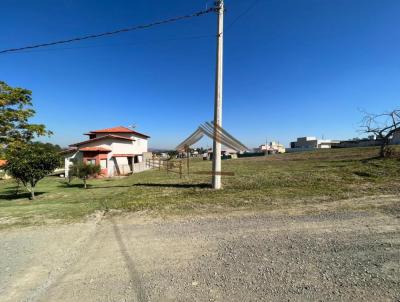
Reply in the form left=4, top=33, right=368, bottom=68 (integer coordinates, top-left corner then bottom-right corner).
left=78, top=138, right=114, bottom=149
left=88, top=133, right=148, bottom=153
left=63, top=151, right=82, bottom=178
left=111, top=141, right=137, bottom=154
left=133, top=137, right=148, bottom=154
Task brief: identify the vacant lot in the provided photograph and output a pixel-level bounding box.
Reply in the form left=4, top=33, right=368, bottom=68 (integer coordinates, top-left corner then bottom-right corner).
left=0, top=147, right=399, bottom=229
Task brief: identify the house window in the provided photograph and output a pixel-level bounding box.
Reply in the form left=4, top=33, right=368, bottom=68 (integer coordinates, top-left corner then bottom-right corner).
left=100, top=159, right=107, bottom=169
left=87, top=159, right=96, bottom=165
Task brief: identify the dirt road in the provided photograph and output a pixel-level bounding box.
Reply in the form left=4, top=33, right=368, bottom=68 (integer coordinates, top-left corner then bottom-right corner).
left=1, top=198, right=399, bottom=301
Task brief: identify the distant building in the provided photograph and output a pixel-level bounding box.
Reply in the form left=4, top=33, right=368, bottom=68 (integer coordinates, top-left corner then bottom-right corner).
left=258, top=141, right=285, bottom=154
left=204, top=147, right=238, bottom=160
left=288, top=130, right=400, bottom=152
left=290, top=137, right=340, bottom=150
left=392, top=129, right=400, bottom=145
left=336, top=137, right=381, bottom=148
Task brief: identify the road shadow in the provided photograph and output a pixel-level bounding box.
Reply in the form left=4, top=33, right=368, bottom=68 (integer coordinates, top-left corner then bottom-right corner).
left=133, top=183, right=211, bottom=189
left=59, top=182, right=133, bottom=189
left=58, top=182, right=96, bottom=189
left=87, top=185, right=132, bottom=189
left=111, top=217, right=147, bottom=302
left=58, top=182, right=211, bottom=190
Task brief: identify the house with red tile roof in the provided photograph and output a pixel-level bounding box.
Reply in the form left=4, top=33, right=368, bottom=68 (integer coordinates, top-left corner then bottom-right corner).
left=0, top=159, right=10, bottom=179
left=62, top=126, right=150, bottom=177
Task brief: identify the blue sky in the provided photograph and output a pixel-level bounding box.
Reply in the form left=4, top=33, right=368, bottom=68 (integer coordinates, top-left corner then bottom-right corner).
left=1, top=0, right=399, bottom=149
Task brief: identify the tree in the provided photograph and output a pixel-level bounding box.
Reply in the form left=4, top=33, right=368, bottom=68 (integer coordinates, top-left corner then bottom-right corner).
left=69, top=162, right=101, bottom=189
left=0, top=81, right=51, bottom=146
left=31, top=141, right=62, bottom=153
left=31, top=142, right=63, bottom=166
left=5, top=144, right=61, bottom=199
left=361, top=109, right=400, bottom=157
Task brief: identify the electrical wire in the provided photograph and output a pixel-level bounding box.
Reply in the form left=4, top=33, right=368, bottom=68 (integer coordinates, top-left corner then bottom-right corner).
left=0, top=8, right=214, bottom=55
left=225, top=0, right=261, bottom=31
left=2, top=34, right=214, bottom=55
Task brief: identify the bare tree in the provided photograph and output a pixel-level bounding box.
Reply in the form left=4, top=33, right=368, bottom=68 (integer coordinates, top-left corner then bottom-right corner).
left=361, top=109, right=400, bottom=157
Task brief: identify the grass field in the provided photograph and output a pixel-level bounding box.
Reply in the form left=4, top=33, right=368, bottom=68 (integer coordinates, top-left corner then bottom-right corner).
left=0, top=147, right=399, bottom=229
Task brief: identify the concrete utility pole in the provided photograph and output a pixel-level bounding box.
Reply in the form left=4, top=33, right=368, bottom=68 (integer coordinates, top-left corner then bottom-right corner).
left=212, top=0, right=224, bottom=189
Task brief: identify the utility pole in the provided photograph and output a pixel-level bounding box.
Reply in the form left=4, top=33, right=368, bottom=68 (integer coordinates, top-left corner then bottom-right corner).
left=212, top=0, right=224, bottom=189
left=265, top=137, right=268, bottom=156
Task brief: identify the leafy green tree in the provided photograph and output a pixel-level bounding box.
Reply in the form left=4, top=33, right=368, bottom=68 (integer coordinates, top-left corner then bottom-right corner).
left=31, top=141, right=62, bottom=153
left=0, top=81, right=51, bottom=146
left=69, top=162, right=101, bottom=189
left=5, top=144, right=61, bottom=199
left=31, top=142, right=63, bottom=166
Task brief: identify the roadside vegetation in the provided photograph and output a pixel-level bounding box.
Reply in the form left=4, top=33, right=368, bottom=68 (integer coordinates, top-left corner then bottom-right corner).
left=0, top=146, right=399, bottom=229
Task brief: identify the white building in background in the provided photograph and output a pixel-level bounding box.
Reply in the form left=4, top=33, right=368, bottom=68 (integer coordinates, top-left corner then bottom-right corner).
left=258, top=141, right=286, bottom=154
left=62, top=126, right=151, bottom=177
left=290, top=136, right=340, bottom=150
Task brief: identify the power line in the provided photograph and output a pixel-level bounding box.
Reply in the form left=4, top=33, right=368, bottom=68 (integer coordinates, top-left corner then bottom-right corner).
left=225, top=0, right=261, bottom=31
left=0, top=8, right=214, bottom=55
left=2, top=34, right=214, bottom=55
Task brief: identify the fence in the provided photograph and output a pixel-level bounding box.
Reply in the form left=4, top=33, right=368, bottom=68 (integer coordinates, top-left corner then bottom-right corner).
left=145, top=158, right=235, bottom=178
left=146, top=158, right=184, bottom=178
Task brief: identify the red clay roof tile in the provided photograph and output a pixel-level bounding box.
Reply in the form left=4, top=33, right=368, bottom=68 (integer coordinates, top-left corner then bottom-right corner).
left=79, top=147, right=111, bottom=152
left=69, top=134, right=134, bottom=147
left=86, top=126, right=150, bottom=138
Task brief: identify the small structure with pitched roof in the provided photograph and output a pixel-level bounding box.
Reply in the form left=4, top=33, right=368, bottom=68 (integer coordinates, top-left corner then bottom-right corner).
left=62, top=126, right=150, bottom=177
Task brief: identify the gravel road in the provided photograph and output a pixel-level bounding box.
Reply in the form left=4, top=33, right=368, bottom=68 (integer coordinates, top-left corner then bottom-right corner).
left=0, top=197, right=399, bottom=301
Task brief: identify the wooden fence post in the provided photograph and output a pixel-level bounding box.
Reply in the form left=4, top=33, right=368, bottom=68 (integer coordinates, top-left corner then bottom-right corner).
left=159, top=158, right=161, bottom=170
left=187, top=154, right=190, bottom=175
left=179, top=161, right=182, bottom=178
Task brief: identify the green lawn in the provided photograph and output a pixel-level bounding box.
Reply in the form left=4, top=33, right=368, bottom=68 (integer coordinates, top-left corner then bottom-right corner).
left=0, top=147, right=399, bottom=229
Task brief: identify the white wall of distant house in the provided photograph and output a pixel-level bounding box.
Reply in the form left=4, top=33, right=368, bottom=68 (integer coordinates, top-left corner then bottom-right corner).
left=90, top=134, right=148, bottom=154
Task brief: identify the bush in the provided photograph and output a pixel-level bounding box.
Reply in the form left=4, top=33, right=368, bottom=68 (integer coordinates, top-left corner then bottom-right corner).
left=69, top=162, right=101, bottom=189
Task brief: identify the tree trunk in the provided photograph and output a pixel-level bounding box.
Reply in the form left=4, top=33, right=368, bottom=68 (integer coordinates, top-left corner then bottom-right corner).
left=83, top=177, right=87, bottom=189
left=380, top=138, right=389, bottom=158
left=380, top=143, right=385, bottom=158
left=30, top=189, right=35, bottom=200
left=14, top=180, right=20, bottom=196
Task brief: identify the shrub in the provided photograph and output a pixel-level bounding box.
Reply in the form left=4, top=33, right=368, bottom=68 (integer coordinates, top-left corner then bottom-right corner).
left=69, top=162, right=101, bottom=189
